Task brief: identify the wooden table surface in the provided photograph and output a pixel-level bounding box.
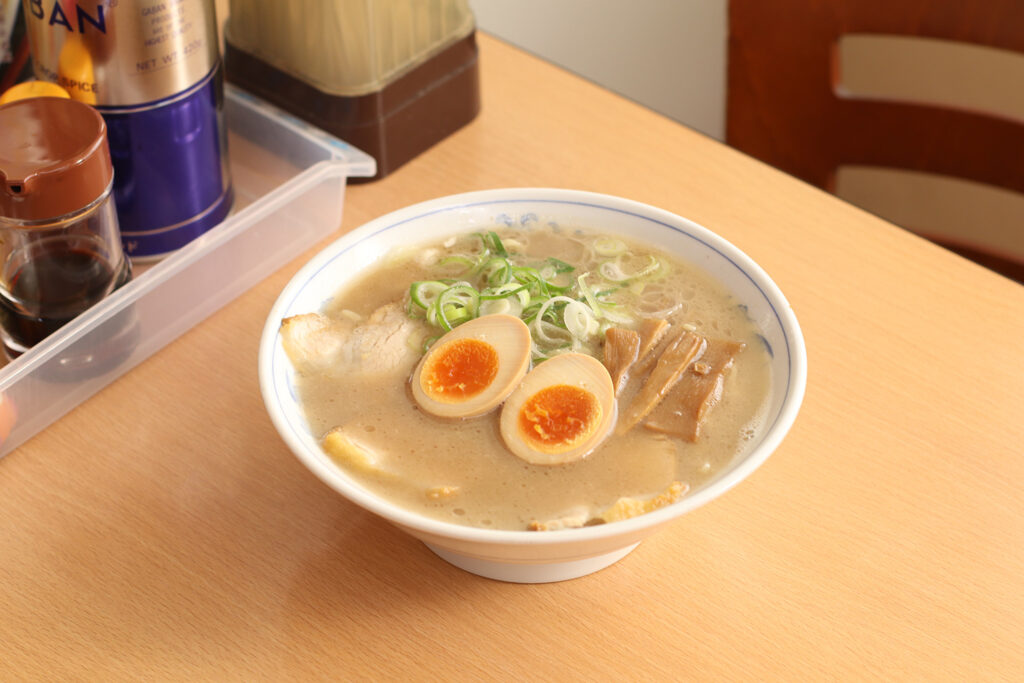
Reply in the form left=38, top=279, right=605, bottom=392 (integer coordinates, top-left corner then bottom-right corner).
left=2, top=33, right=1022, bottom=681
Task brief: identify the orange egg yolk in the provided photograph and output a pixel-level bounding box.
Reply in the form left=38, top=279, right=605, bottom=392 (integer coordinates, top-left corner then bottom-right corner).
left=518, top=385, right=601, bottom=452
left=422, top=338, right=499, bottom=401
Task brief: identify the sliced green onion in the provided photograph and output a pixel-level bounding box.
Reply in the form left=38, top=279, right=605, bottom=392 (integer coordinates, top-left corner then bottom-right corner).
left=577, top=273, right=603, bottom=317
left=598, top=261, right=627, bottom=282
left=480, top=256, right=512, bottom=286
left=599, top=254, right=660, bottom=282
left=409, top=280, right=448, bottom=310
left=512, top=266, right=551, bottom=298
left=479, top=231, right=508, bottom=257
left=631, top=254, right=661, bottom=279
left=594, top=237, right=628, bottom=256
left=433, top=282, right=479, bottom=331
left=480, top=282, right=527, bottom=300
left=479, top=283, right=529, bottom=317
left=438, top=254, right=477, bottom=274
left=520, top=300, right=543, bottom=324
left=407, top=232, right=652, bottom=351
left=480, top=297, right=514, bottom=316
left=576, top=272, right=632, bottom=325
left=532, top=296, right=579, bottom=343
left=563, top=300, right=599, bottom=339
left=532, top=319, right=574, bottom=348
left=441, top=305, right=472, bottom=328
left=545, top=257, right=575, bottom=274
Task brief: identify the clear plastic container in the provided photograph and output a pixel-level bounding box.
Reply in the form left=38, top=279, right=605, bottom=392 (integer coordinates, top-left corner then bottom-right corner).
left=0, top=84, right=376, bottom=458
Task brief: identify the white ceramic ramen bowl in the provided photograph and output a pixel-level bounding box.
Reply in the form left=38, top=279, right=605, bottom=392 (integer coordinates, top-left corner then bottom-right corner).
left=259, top=188, right=806, bottom=583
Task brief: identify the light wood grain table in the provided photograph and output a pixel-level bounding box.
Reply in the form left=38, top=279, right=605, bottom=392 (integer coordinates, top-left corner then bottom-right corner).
left=2, top=33, right=1022, bottom=681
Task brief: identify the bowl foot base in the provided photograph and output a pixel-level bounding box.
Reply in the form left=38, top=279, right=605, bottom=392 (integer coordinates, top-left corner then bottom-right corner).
left=423, top=542, right=641, bottom=583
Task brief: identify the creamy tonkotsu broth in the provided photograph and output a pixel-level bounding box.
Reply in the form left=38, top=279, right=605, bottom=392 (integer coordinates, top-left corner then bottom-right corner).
left=285, top=226, right=772, bottom=530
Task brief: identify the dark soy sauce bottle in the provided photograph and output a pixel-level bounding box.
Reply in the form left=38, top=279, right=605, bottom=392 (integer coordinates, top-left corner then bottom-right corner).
left=0, top=96, right=132, bottom=360
left=0, top=235, right=132, bottom=356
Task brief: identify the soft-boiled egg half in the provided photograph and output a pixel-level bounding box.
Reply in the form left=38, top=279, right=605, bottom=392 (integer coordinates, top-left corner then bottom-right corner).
left=500, top=353, right=617, bottom=465
left=411, top=314, right=532, bottom=418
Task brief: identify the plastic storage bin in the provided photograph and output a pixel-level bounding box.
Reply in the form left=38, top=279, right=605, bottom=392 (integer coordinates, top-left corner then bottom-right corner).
left=0, top=84, right=375, bottom=458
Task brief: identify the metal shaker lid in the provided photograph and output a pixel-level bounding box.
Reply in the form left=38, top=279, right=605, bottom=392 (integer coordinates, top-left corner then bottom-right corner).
left=0, top=96, right=113, bottom=222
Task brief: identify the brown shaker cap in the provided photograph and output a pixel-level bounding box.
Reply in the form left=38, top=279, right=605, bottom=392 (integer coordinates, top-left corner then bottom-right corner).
left=0, top=96, right=113, bottom=222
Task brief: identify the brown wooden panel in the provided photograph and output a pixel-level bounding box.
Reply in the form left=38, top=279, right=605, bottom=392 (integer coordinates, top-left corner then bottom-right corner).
left=727, top=0, right=1024, bottom=281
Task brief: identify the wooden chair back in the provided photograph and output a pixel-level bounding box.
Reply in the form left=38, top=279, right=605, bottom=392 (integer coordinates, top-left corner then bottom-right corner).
left=726, top=0, right=1024, bottom=282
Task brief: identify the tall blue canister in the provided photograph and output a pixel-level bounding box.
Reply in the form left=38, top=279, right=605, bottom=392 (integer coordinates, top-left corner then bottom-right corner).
left=21, top=0, right=232, bottom=259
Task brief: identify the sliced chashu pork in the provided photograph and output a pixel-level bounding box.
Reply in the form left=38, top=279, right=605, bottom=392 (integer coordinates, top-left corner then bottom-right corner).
left=598, top=481, right=690, bottom=523
left=321, top=426, right=389, bottom=475
left=527, top=506, right=592, bottom=531
left=526, top=482, right=691, bottom=530
left=280, top=302, right=422, bottom=377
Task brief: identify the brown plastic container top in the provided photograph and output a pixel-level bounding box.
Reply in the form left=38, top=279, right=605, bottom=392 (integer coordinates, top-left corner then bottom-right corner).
left=224, top=31, right=480, bottom=181
left=0, top=96, right=113, bottom=223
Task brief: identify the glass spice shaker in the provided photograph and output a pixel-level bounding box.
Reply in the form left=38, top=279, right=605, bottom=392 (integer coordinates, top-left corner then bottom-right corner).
left=0, top=95, right=131, bottom=359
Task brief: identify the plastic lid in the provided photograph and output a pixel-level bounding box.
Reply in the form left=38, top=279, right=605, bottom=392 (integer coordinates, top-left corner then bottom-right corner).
left=0, top=97, right=113, bottom=222
left=0, top=81, right=71, bottom=106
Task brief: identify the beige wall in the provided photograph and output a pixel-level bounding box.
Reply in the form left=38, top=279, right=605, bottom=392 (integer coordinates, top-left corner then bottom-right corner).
left=469, top=0, right=726, bottom=139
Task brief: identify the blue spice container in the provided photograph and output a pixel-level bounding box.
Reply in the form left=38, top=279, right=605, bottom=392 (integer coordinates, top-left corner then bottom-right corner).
left=22, top=0, right=232, bottom=259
